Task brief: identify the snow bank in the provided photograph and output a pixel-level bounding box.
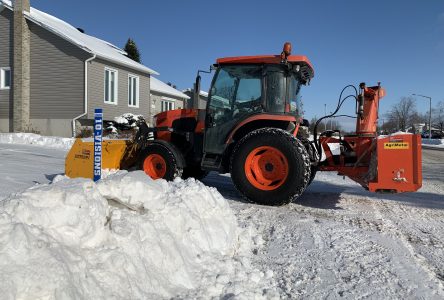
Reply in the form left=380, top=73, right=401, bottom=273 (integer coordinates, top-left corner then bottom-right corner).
left=113, top=113, right=144, bottom=127
left=0, top=171, right=275, bottom=299
left=422, top=138, right=444, bottom=147
left=0, top=133, right=74, bottom=150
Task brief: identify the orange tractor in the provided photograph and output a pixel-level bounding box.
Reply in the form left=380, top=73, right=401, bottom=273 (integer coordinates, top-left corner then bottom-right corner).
left=66, top=42, right=422, bottom=205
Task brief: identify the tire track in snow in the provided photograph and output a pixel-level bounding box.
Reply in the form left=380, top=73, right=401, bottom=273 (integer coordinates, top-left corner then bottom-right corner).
left=290, top=194, right=444, bottom=298
left=370, top=198, right=444, bottom=293
left=234, top=201, right=440, bottom=299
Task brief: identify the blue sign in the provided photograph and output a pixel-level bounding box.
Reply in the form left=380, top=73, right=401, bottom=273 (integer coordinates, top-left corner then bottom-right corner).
left=93, top=108, right=103, bottom=182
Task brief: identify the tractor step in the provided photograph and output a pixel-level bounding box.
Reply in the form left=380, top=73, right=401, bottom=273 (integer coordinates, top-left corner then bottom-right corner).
left=201, top=153, right=223, bottom=171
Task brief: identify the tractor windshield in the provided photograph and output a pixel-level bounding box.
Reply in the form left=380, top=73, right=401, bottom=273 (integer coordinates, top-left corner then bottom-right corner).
left=207, top=64, right=303, bottom=127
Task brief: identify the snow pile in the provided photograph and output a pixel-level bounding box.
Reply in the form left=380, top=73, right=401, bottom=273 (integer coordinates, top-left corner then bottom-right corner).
left=0, top=172, right=275, bottom=299
left=378, top=131, right=413, bottom=139
left=422, top=138, right=444, bottom=147
left=0, top=133, right=74, bottom=150
left=113, top=113, right=144, bottom=127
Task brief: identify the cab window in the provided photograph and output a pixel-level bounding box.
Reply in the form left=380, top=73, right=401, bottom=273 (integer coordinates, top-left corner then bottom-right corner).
left=208, top=66, right=262, bottom=125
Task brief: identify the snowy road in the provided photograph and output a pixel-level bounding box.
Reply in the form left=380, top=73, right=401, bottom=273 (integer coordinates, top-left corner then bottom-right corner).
left=203, top=149, right=444, bottom=299
left=1, top=143, right=443, bottom=298
left=0, top=143, right=65, bottom=200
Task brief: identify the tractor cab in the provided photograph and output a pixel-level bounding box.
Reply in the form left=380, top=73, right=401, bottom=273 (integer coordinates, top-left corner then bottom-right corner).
left=203, top=49, right=315, bottom=159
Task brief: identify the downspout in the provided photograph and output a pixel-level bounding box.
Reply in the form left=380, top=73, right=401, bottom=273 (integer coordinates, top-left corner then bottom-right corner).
left=72, top=54, right=96, bottom=137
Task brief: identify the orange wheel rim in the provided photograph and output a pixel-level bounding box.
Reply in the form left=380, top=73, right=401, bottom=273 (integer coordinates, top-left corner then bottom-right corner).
left=244, top=146, right=289, bottom=191
left=143, top=154, right=167, bottom=179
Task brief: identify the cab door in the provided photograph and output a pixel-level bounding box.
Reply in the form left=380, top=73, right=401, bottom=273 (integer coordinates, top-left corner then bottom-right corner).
left=204, top=65, right=263, bottom=155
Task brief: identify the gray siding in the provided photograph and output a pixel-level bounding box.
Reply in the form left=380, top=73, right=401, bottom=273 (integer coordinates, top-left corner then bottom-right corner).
left=29, top=22, right=89, bottom=119
left=0, top=9, right=13, bottom=127
left=150, top=91, right=185, bottom=118
left=87, top=58, right=151, bottom=121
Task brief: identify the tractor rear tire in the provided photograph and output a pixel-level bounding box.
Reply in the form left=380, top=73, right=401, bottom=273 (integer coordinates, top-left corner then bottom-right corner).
left=307, top=166, right=317, bottom=186
left=299, top=137, right=318, bottom=186
left=230, top=128, right=311, bottom=206
left=139, top=144, right=183, bottom=181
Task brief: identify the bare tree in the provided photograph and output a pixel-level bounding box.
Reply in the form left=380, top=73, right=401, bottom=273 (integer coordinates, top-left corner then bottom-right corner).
left=432, top=100, right=444, bottom=132
left=380, top=119, right=397, bottom=134
left=386, top=97, right=417, bottom=131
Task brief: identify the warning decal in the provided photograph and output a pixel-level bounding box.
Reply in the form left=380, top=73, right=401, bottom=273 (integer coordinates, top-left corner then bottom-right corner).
left=384, top=142, right=409, bottom=149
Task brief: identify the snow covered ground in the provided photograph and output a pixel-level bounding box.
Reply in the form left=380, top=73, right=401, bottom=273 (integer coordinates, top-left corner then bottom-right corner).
left=422, top=138, right=444, bottom=149
left=0, top=140, right=443, bottom=299
left=0, top=133, right=74, bottom=150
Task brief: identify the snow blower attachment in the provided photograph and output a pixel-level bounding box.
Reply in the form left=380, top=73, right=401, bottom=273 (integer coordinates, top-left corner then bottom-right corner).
left=313, top=83, right=422, bottom=193
left=65, top=42, right=422, bottom=205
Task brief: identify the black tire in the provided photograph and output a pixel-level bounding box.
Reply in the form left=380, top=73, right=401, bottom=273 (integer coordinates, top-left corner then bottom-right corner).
left=182, top=167, right=209, bottom=180
left=138, top=143, right=183, bottom=180
left=299, top=138, right=318, bottom=186
left=308, top=166, right=317, bottom=185
left=230, top=128, right=311, bottom=206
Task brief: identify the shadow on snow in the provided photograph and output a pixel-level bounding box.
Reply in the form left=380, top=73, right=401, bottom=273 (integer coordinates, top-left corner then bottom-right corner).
left=202, top=172, right=444, bottom=211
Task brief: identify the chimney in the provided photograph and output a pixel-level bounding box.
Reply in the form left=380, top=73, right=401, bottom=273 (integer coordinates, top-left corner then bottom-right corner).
left=12, top=0, right=31, bottom=132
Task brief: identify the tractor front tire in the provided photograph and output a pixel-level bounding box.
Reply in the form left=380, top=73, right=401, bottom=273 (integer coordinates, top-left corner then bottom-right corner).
left=230, top=128, right=311, bottom=206
left=139, top=144, right=183, bottom=181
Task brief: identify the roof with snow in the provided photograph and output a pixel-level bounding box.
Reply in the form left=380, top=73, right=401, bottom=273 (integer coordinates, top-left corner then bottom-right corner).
left=150, top=77, right=190, bottom=100
left=182, top=88, right=209, bottom=97
left=0, top=0, right=158, bottom=75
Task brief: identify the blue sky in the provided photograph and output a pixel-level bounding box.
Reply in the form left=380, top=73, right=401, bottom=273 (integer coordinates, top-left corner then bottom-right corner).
left=33, top=0, right=444, bottom=129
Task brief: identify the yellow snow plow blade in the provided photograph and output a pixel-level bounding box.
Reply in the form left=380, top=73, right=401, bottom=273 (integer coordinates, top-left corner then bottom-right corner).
left=65, top=138, right=138, bottom=179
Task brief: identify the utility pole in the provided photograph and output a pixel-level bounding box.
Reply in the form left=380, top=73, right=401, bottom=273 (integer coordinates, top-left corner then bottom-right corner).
left=324, top=104, right=327, bottom=131
left=412, top=94, right=432, bottom=140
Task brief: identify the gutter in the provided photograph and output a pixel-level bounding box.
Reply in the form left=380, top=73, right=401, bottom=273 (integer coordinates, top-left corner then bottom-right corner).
left=72, top=54, right=96, bottom=137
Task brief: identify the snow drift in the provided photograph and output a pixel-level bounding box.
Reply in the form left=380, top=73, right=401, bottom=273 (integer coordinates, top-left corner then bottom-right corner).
left=0, top=172, right=274, bottom=299
left=0, top=133, right=74, bottom=150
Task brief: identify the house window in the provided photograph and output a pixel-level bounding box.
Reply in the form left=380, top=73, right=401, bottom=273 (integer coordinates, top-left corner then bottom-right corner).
left=104, top=67, right=118, bottom=104
left=128, top=75, right=139, bottom=107
left=0, top=67, right=11, bottom=89
left=161, top=100, right=175, bottom=112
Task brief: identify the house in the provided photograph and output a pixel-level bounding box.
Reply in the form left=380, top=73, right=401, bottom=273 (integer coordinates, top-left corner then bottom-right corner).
left=182, top=88, right=208, bottom=109
left=149, top=77, right=189, bottom=120
left=0, top=0, right=159, bottom=137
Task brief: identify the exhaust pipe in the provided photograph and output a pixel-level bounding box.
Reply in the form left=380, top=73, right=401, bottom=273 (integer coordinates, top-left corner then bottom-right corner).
left=193, top=74, right=201, bottom=109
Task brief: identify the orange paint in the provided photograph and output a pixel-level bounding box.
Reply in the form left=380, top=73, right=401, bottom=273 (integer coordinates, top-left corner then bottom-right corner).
left=356, top=86, right=387, bottom=135
left=216, top=55, right=313, bottom=70
left=154, top=108, right=205, bottom=141
left=245, top=146, right=289, bottom=191
left=143, top=154, right=167, bottom=179
left=368, top=134, right=422, bottom=192
left=226, top=114, right=297, bottom=144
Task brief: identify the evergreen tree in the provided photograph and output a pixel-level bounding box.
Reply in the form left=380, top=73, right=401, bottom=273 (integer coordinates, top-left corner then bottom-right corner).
left=124, top=38, right=141, bottom=63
